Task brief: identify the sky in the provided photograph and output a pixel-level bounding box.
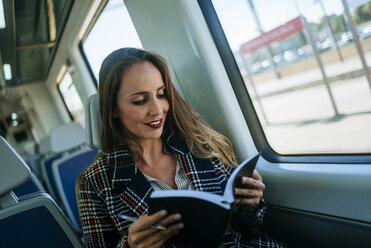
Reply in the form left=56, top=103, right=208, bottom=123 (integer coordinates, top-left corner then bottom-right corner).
left=83, top=0, right=142, bottom=79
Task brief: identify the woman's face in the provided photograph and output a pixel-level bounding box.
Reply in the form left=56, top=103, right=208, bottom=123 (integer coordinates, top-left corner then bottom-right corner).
left=116, top=61, right=170, bottom=144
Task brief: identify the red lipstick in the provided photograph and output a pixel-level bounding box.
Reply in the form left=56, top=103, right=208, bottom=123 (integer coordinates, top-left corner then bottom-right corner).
left=144, top=118, right=163, bottom=129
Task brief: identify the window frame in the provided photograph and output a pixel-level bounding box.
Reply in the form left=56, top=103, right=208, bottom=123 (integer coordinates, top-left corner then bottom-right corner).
left=197, top=0, right=371, bottom=164
left=56, top=67, right=85, bottom=126
left=78, top=42, right=98, bottom=87
left=56, top=80, right=75, bottom=122
left=78, top=0, right=109, bottom=88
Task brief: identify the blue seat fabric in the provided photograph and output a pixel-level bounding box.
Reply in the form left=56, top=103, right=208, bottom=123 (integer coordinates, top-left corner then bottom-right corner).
left=0, top=206, right=74, bottom=248
left=57, top=149, right=98, bottom=230
left=13, top=178, right=40, bottom=197
left=44, top=154, right=63, bottom=199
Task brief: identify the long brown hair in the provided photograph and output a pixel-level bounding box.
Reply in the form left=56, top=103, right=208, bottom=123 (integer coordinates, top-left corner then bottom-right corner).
left=98, top=48, right=237, bottom=167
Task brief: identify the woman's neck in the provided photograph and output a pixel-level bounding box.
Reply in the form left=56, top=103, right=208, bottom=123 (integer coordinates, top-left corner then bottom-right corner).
left=138, top=138, right=164, bottom=167
left=136, top=137, right=178, bottom=189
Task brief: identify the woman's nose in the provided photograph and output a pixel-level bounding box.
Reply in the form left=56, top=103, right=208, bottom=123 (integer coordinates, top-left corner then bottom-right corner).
left=149, top=99, right=163, bottom=116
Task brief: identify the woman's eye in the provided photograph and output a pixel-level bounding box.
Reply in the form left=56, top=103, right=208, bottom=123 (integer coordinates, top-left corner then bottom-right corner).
left=158, top=93, right=166, bottom=99
left=158, top=89, right=167, bottom=98
left=132, top=99, right=147, bottom=105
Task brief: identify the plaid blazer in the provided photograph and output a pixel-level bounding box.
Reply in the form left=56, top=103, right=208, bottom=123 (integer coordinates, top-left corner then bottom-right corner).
left=76, top=131, right=284, bottom=248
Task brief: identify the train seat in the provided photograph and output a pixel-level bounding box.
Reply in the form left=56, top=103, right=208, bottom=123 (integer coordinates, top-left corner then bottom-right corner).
left=41, top=153, right=64, bottom=200
left=13, top=172, right=46, bottom=198
left=53, top=148, right=98, bottom=232
left=0, top=136, right=83, bottom=248
left=40, top=122, right=85, bottom=200
left=85, top=93, right=102, bottom=150
left=49, top=122, right=86, bottom=154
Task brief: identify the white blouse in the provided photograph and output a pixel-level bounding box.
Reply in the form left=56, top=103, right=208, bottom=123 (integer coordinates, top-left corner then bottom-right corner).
left=143, top=159, right=193, bottom=190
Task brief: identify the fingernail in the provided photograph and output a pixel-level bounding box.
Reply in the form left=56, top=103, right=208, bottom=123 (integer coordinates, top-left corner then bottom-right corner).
left=159, top=210, right=167, bottom=216
left=174, top=214, right=181, bottom=220
left=177, top=223, right=184, bottom=229
left=234, top=188, right=239, bottom=194
left=242, top=177, right=248, bottom=183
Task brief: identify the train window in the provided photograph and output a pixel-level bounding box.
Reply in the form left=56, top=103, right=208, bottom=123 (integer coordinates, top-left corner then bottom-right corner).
left=80, top=0, right=142, bottom=82
left=57, top=66, right=85, bottom=128
left=208, top=0, right=371, bottom=155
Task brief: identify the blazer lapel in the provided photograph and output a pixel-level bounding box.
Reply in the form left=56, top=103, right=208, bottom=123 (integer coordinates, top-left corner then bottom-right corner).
left=113, top=165, right=153, bottom=216
left=104, top=145, right=153, bottom=217
left=177, top=152, right=224, bottom=195
left=165, top=130, right=224, bottom=195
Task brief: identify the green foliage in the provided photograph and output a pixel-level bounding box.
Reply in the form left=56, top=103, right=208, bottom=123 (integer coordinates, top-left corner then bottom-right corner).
left=309, top=3, right=371, bottom=34
left=296, top=33, right=308, bottom=46
left=330, top=14, right=347, bottom=34
left=354, top=3, right=371, bottom=25
left=315, top=14, right=347, bottom=35
left=311, top=22, right=321, bottom=32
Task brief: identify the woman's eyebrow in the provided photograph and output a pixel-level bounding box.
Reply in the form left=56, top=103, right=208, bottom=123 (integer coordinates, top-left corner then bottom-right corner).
left=130, top=91, right=148, bottom=96
left=130, top=86, right=165, bottom=96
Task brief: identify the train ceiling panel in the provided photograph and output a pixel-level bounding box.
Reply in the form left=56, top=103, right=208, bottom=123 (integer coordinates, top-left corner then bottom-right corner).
left=0, top=0, right=74, bottom=87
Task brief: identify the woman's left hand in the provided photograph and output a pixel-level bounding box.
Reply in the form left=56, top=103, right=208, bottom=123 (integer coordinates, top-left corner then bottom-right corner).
left=234, top=170, right=265, bottom=212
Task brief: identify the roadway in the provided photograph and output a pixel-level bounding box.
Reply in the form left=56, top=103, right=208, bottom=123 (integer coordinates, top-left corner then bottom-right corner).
left=246, top=51, right=371, bottom=154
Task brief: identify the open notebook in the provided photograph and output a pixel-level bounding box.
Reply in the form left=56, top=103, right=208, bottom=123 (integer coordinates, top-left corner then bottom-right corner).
left=148, top=153, right=260, bottom=248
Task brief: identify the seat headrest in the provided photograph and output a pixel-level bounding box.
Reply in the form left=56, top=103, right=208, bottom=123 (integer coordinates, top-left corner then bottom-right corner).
left=49, top=122, right=85, bottom=153
left=0, top=136, right=31, bottom=196
left=39, top=136, right=51, bottom=154
left=85, top=93, right=102, bottom=150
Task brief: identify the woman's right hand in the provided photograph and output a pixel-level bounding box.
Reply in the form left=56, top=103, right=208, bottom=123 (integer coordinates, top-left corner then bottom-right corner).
left=127, top=210, right=183, bottom=248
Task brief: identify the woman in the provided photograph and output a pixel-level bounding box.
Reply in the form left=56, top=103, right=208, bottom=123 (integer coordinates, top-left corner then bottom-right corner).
left=76, top=48, right=284, bottom=248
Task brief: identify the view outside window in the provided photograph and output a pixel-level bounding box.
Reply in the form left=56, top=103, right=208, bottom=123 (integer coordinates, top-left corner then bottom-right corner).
left=58, top=69, right=85, bottom=128
left=82, top=0, right=142, bottom=81
left=212, top=0, right=371, bottom=154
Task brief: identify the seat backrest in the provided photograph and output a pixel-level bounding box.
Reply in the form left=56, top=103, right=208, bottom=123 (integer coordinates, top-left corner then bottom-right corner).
left=0, top=193, right=83, bottom=247
left=13, top=172, right=46, bottom=198
left=39, top=136, right=51, bottom=155
left=0, top=136, right=30, bottom=199
left=41, top=153, right=64, bottom=200
left=39, top=122, right=85, bottom=201
left=85, top=93, right=102, bottom=150
left=0, top=136, right=83, bottom=247
left=85, top=94, right=94, bottom=149
left=53, top=148, right=98, bottom=232
left=49, top=122, right=85, bottom=153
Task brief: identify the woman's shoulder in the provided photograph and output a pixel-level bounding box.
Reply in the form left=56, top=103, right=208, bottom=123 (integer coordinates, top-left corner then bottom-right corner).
left=77, top=151, right=128, bottom=197
left=78, top=152, right=110, bottom=181
left=78, top=146, right=135, bottom=186
left=75, top=152, right=110, bottom=198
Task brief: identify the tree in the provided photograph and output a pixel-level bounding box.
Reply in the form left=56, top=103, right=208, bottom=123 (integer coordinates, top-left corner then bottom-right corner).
left=295, top=32, right=308, bottom=46
left=354, top=3, right=371, bottom=25
left=330, top=14, right=347, bottom=34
